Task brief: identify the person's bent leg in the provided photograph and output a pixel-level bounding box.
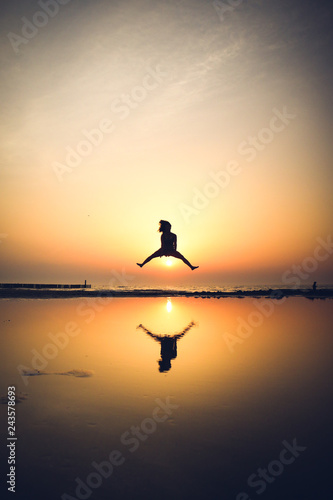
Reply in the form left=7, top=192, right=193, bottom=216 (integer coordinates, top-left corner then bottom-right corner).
left=173, top=251, right=198, bottom=270
left=137, top=250, right=162, bottom=267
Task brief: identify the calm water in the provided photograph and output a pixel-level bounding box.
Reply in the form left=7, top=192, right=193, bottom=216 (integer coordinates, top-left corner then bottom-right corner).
left=1, top=297, right=333, bottom=499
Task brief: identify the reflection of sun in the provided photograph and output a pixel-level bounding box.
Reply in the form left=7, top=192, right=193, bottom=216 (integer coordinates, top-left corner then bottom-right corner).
left=166, top=299, right=172, bottom=313
left=166, top=259, right=173, bottom=266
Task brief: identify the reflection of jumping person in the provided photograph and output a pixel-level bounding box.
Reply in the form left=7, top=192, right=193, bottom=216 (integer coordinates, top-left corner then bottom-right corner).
left=137, top=321, right=196, bottom=372
left=137, top=220, right=199, bottom=270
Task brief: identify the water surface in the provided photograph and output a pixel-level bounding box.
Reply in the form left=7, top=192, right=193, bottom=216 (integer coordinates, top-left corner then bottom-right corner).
left=1, top=297, right=332, bottom=499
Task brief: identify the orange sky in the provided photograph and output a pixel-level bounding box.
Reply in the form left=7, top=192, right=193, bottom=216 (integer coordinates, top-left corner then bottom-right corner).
left=1, top=0, right=332, bottom=286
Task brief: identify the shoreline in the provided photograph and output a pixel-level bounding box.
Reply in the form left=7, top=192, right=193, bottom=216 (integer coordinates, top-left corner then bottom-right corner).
left=0, top=288, right=332, bottom=299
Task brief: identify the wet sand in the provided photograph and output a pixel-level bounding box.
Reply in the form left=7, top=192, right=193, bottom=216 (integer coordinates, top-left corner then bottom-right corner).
left=1, top=297, right=333, bottom=500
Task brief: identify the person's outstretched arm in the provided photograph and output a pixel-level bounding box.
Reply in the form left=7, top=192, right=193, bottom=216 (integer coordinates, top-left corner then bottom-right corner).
left=174, top=321, right=196, bottom=340
left=136, top=324, right=162, bottom=341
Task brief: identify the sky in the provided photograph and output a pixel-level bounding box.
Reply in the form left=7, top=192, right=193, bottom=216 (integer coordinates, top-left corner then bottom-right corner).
left=1, top=0, right=332, bottom=286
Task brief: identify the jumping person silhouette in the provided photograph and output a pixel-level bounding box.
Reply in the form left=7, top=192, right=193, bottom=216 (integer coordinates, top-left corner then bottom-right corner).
left=136, top=220, right=199, bottom=270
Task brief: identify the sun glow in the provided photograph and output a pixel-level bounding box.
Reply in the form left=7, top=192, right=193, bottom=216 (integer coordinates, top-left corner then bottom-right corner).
left=0, top=0, right=332, bottom=286
left=166, top=299, right=172, bottom=313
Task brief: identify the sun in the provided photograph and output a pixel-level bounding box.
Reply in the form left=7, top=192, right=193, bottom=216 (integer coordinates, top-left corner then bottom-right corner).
left=166, top=259, right=173, bottom=266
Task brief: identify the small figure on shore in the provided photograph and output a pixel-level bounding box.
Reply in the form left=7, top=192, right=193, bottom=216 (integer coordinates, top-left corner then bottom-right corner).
left=136, top=220, right=199, bottom=270
left=312, top=281, right=317, bottom=292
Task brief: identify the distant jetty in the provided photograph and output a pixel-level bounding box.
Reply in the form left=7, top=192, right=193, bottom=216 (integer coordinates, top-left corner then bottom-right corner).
left=0, top=287, right=332, bottom=299
left=0, top=281, right=91, bottom=290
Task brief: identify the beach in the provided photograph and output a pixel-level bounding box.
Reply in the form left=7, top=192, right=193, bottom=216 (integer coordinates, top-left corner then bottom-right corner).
left=1, top=296, right=333, bottom=499
left=0, top=285, right=332, bottom=299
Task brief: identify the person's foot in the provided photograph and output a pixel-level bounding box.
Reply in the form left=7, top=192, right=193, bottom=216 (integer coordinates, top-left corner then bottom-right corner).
left=191, top=266, right=199, bottom=270
left=136, top=263, right=143, bottom=268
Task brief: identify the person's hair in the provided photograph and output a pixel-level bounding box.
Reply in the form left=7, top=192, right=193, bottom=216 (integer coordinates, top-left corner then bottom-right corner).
left=158, top=358, right=171, bottom=372
left=159, top=220, right=171, bottom=233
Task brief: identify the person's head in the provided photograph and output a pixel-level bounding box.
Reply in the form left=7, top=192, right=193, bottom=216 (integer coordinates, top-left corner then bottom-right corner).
left=159, top=220, right=171, bottom=233
left=158, top=358, right=171, bottom=372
